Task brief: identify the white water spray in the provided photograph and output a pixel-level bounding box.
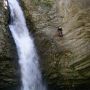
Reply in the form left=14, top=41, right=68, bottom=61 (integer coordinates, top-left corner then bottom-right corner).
left=8, top=0, right=46, bottom=90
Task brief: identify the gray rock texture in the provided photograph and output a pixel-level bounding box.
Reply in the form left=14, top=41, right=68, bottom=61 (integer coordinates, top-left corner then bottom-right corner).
left=0, top=0, right=90, bottom=89
left=0, top=0, right=18, bottom=88
left=21, top=0, right=90, bottom=88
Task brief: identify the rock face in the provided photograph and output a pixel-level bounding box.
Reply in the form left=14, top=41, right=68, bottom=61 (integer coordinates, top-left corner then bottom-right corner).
left=57, top=0, right=90, bottom=78
left=0, top=0, right=90, bottom=89
left=0, top=0, right=18, bottom=89
left=21, top=0, right=90, bottom=89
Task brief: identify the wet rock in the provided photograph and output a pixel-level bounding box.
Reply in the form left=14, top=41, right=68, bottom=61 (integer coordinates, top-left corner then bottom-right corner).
left=0, top=0, right=18, bottom=88
left=0, top=0, right=90, bottom=89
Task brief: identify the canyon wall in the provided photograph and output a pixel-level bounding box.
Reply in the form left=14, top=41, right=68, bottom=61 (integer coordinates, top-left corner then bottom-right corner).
left=0, top=0, right=18, bottom=89
left=21, top=0, right=90, bottom=89
left=0, top=0, right=90, bottom=89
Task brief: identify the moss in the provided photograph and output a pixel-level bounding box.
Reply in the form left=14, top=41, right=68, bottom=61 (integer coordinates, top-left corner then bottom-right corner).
left=32, top=0, right=54, bottom=8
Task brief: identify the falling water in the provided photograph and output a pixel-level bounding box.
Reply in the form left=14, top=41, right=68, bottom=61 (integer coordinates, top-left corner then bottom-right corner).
left=8, top=0, right=46, bottom=90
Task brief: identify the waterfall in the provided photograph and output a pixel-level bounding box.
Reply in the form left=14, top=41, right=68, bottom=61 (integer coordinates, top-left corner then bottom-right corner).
left=8, top=0, right=46, bottom=90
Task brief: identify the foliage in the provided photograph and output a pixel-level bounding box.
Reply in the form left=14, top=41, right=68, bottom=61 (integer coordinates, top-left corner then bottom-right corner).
left=32, top=0, right=54, bottom=7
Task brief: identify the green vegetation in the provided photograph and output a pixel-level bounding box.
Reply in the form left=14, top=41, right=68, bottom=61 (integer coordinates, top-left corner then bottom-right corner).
left=32, top=0, right=54, bottom=7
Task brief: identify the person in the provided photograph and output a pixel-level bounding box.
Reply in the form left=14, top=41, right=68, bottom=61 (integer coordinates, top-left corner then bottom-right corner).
left=57, top=27, right=63, bottom=37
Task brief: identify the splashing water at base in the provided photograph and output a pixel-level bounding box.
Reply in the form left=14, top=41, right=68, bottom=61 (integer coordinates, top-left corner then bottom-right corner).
left=8, top=0, right=46, bottom=90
